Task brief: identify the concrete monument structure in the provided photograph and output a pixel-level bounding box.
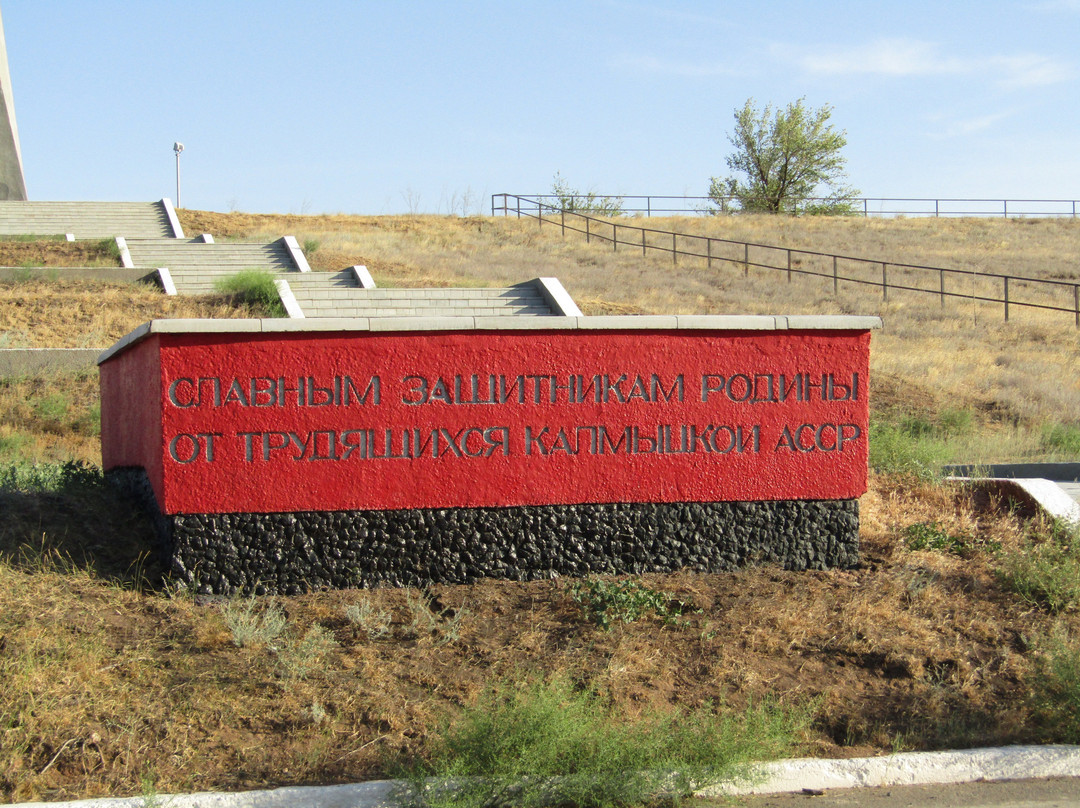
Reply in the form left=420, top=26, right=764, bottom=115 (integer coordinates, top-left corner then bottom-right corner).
left=99, top=314, right=880, bottom=594
left=0, top=5, right=25, bottom=200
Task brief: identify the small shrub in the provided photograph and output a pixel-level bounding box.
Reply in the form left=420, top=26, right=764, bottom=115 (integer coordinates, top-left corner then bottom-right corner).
left=213, top=269, right=286, bottom=317
left=996, top=520, right=1080, bottom=613
left=869, top=420, right=949, bottom=479
left=99, top=238, right=123, bottom=262
left=405, top=590, right=469, bottom=646
left=0, top=459, right=101, bottom=494
left=32, top=393, right=70, bottom=424
left=394, top=675, right=814, bottom=808
left=1040, top=423, right=1080, bottom=455
left=222, top=595, right=287, bottom=647
left=302, top=238, right=320, bottom=255
left=938, top=408, right=974, bottom=438
left=345, top=599, right=392, bottom=639
left=278, top=624, right=338, bottom=681
left=550, top=172, right=624, bottom=216
left=567, top=576, right=696, bottom=630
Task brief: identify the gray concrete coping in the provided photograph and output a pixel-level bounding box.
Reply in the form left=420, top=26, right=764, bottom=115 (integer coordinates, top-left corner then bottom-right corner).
left=97, top=314, right=883, bottom=365
left=0, top=267, right=155, bottom=283
left=0, top=348, right=101, bottom=376
left=274, top=279, right=304, bottom=318
left=9, top=745, right=1079, bottom=808
left=161, top=197, right=185, bottom=238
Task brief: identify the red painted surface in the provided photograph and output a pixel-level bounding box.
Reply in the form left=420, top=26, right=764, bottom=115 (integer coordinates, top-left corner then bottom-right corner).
left=99, top=328, right=872, bottom=515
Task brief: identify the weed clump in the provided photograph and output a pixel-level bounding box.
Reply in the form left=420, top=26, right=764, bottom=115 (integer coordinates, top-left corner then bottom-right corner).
left=1032, top=626, right=1080, bottom=742
left=222, top=595, right=287, bottom=647
left=395, top=676, right=813, bottom=808
left=996, top=520, right=1080, bottom=613
left=213, top=269, right=286, bottom=317
left=567, top=576, right=697, bottom=630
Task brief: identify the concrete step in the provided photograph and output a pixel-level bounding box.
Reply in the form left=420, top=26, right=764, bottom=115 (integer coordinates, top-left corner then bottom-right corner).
left=0, top=200, right=180, bottom=238
left=287, top=277, right=559, bottom=318
left=298, top=305, right=554, bottom=317
left=125, top=238, right=297, bottom=273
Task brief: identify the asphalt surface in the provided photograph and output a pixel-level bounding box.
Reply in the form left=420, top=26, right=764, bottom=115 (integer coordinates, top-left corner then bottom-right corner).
left=721, top=776, right=1080, bottom=806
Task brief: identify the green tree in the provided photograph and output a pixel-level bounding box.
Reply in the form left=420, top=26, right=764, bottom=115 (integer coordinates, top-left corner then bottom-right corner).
left=709, top=98, right=858, bottom=214
left=550, top=172, right=624, bottom=216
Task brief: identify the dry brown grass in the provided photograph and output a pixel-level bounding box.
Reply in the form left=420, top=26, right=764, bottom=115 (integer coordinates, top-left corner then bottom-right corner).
left=2, top=211, right=1079, bottom=801
left=0, top=239, right=121, bottom=268
left=1, top=471, right=1075, bottom=802
left=0, top=281, right=263, bottom=349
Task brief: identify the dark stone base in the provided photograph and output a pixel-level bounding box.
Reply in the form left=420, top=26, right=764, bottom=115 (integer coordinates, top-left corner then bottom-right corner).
left=107, top=468, right=859, bottom=595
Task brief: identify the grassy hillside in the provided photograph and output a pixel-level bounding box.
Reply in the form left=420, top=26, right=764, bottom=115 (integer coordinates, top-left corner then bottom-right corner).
left=1, top=211, right=1079, bottom=803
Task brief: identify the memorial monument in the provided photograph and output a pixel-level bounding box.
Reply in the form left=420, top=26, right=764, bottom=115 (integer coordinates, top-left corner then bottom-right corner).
left=99, top=314, right=880, bottom=594
left=0, top=5, right=25, bottom=200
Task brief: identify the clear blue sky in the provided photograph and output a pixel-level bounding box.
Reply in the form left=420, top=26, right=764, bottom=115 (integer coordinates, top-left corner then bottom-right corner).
left=3, top=1, right=1077, bottom=214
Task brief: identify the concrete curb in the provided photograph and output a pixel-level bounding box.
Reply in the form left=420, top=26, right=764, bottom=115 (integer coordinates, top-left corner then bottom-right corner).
left=700, top=744, right=1080, bottom=796
left=950, top=476, right=1080, bottom=526
left=11, top=745, right=1080, bottom=808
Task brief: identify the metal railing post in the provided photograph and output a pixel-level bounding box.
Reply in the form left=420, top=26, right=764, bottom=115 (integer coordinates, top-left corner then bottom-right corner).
left=1004, top=277, right=1009, bottom=321
left=672, top=232, right=677, bottom=266
left=561, top=210, right=565, bottom=238
left=833, top=256, right=838, bottom=294
left=612, top=222, right=617, bottom=251
left=586, top=217, right=590, bottom=244
left=882, top=263, right=888, bottom=300
left=647, top=197, right=651, bottom=217
left=1075, top=285, right=1079, bottom=327
left=707, top=238, right=712, bottom=269
left=940, top=269, right=945, bottom=307
left=743, top=243, right=749, bottom=276
left=516, top=196, right=521, bottom=219
left=641, top=228, right=646, bottom=256
left=787, top=250, right=792, bottom=282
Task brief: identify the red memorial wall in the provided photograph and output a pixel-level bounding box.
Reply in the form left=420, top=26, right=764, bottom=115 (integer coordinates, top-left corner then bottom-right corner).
left=100, top=323, right=871, bottom=516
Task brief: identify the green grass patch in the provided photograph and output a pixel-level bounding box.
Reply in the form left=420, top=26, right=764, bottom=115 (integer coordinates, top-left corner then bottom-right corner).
left=0, top=459, right=101, bottom=495
left=869, top=408, right=979, bottom=477
left=567, top=576, right=698, bottom=631
left=869, top=420, right=950, bottom=479
left=1031, top=626, right=1080, bottom=742
left=1040, top=422, right=1080, bottom=455
left=903, top=522, right=981, bottom=556
left=394, top=676, right=813, bottom=808
left=996, top=520, right=1080, bottom=613
left=213, top=269, right=286, bottom=317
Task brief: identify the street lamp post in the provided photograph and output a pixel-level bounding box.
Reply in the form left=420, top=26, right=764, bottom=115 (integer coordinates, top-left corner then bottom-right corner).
left=173, top=142, right=184, bottom=207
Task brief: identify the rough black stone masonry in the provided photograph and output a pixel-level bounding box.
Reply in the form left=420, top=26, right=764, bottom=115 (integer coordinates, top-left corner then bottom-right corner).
left=109, top=467, right=858, bottom=595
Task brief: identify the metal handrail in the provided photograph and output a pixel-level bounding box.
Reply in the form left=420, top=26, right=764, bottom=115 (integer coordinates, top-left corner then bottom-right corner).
left=494, top=193, right=1080, bottom=218
left=490, top=194, right=1080, bottom=326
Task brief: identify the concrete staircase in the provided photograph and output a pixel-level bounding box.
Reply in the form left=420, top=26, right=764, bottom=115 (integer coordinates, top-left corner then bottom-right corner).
left=122, top=236, right=305, bottom=295
left=280, top=271, right=579, bottom=318
left=0, top=199, right=182, bottom=239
